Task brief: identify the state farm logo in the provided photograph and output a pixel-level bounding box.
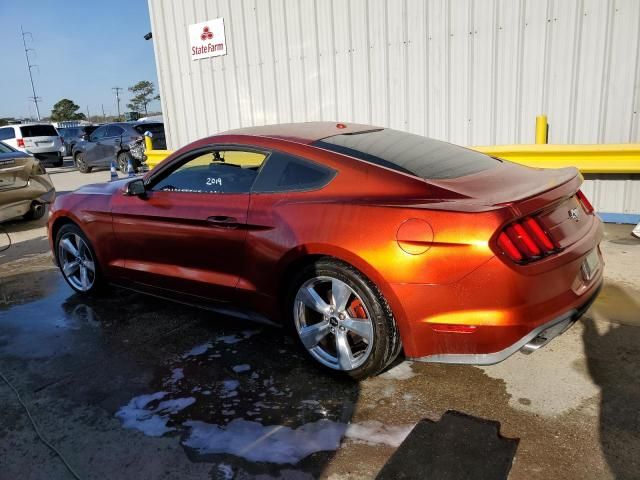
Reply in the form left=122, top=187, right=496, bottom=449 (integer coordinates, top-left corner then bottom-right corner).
left=200, top=26, right=213, bottom=41
left=190, top=18, right=227, bottom=60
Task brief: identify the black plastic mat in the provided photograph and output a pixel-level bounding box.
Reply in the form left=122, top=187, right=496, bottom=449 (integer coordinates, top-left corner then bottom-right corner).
left=376, top=410, right=519, bottom=480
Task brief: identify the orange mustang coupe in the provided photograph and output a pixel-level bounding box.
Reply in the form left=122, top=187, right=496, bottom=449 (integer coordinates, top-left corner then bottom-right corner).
left=48, top=122, right=603, bottom=379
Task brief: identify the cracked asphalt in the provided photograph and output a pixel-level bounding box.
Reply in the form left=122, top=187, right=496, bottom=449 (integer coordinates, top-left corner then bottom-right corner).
left=1, top=162, right=639, bottom=479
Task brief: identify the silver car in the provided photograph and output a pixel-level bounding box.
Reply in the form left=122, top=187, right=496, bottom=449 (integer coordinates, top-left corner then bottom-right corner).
left=0, top=141, right=55, bottom=223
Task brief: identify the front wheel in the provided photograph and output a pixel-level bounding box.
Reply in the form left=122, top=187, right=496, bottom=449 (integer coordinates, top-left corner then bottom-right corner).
left=55, top=224, right=104, bottom=294
left=289, top=259, right=401, bottom=380
left=75, top=152, right=91, bottom=173
left=118, top=151, right=133, bottom=173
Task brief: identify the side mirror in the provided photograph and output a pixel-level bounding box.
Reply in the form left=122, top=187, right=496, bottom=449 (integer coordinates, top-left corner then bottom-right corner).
left=124, top=179, right=146, bottom=197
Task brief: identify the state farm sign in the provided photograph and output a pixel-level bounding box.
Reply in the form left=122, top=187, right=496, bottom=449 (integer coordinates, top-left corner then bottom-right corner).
left=189, top=18, right=227, bottom=60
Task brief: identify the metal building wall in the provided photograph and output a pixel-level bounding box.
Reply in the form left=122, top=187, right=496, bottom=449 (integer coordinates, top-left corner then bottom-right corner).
left=148, top=0, right=640, bottom=217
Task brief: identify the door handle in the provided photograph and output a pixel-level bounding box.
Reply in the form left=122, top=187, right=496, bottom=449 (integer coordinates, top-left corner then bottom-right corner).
left=206, top=215, right=239, bottom=228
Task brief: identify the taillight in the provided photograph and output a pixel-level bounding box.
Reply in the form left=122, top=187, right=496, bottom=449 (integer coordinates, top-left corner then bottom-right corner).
left=576, top=189, right=594, bottom=213
left=17, top=138, right=25, bottom=148
left=497, top=217, right=557, bottom=263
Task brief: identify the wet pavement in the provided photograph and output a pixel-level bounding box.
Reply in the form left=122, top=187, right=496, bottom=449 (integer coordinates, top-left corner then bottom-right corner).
left=1, top=193, right=639, bottom=479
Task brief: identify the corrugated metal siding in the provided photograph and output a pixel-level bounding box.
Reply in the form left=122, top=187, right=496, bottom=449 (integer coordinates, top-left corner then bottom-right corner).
left=148, top=0, right=640, bottom=215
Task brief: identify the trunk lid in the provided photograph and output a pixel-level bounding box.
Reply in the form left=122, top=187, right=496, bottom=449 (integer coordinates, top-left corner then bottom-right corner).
left=429, top=161, right=591, bottom=249
left=429, top=161, right=579, bottom=206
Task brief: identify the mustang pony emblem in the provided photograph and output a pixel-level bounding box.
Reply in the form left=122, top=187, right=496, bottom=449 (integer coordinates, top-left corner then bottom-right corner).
left=568, top=207, right=580, bottom=221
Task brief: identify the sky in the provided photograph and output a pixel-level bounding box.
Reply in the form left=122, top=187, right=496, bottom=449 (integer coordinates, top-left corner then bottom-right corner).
left=0, top=0, right=161, bottom=119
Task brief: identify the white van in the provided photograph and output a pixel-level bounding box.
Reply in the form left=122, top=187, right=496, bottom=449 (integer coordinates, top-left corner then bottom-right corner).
left=0, top=123, right=64, bottom=167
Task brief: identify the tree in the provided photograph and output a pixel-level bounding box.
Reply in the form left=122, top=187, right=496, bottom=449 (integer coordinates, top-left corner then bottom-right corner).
left=127, top=80, right=160, bottom=116
left=50, top=99, right=86, bottom=122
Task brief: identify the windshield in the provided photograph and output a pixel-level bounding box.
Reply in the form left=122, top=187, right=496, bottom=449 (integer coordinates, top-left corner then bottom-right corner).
left=313, top=128, right=499, bottom=180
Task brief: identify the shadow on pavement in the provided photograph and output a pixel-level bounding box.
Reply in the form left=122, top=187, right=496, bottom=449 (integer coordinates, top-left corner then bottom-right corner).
left=583, top=283, right=640, bottom=480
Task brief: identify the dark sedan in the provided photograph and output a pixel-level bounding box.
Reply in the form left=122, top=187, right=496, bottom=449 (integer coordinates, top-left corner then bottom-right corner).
left=72, top=122, right=165, bottom=173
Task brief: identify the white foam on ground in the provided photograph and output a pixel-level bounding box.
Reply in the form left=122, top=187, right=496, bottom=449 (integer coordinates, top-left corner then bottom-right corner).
left=220, top=380, right=240, bottom=398
left=379, top=362, right=416, bottom=380
left=183, top=342, right=212, bottom=358
left=215, top=330, right=260, bottom=345
left=115, top=392, right=196, bottom=437
left=344, top=420, right=413, bottom=447
left=183, top=418, right=347, bottom=464
left=166, top=368, right=184, bottom=385
left=232, top=364, right=251, bottom=373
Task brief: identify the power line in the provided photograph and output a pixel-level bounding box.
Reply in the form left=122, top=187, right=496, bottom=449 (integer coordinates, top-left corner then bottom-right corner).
left=21, top=26, right=41, bottom=121
left=112, top=87, right=123, bottom=121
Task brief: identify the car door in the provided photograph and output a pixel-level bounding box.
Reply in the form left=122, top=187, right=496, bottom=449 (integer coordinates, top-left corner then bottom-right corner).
left=111, top=146, right=268, bottom=301
left=83, top=126, right=108, bottom=165
left=102, top=125, right=124, bottom=166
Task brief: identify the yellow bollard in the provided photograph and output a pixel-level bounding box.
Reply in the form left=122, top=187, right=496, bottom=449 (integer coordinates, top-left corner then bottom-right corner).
left=144, top=135, right=153, bottom=151
left=535, top=115, right=548, bottom=144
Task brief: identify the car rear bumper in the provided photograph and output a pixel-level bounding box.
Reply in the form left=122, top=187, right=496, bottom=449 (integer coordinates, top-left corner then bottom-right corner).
left=33, top=152, right=62, bottom=164
left=0, top=177, right=55, bottom=223
left=410, top=281, right=601, bottom=364
left=388, top=215, right=604, bottom=362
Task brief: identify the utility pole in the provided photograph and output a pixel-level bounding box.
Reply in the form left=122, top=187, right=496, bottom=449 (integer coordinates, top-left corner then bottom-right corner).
left=112, top=87, right=123, bottom=121
left=21, top=26, right=41, bottom=121
left=101, top=104, right=106, bottom=122
left=86, top=106, right=90, bottom=121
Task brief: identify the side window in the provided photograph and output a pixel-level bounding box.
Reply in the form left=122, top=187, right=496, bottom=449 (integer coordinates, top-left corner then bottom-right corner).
left=106, top=125, right=124, bottom=137
left=89, top=126, right=107, bottom=141
left=252, top=152, right=336, bottom=193
left=0, top=128, right=16, bottom=141
left=152, top=149, right=267, bottom=194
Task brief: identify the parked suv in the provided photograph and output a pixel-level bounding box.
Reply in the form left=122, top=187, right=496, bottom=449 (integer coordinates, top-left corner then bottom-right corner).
left=58, top=125, right=98, bottom=156
left=73, top=122, right=165, bottom=173
left=0, top=123, right=64, bottom=167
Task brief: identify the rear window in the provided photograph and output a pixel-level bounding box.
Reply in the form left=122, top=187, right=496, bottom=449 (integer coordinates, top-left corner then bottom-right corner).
left=135, top=123, right=166, bottom=149
left=20, top=125, right=58, bottom=137
left=312, top=128, right=499, bottom=180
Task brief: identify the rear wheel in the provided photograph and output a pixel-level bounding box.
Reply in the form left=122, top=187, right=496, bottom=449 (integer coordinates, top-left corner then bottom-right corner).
left=289, top=258, right=401, bottom=380
left=75, top=152, right=91, bottom=173
left=55, top=224, right=104, bottom=294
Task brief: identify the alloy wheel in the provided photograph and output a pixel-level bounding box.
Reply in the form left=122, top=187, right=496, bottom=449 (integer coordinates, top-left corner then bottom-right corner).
left=58, top=232, right=96, bottom=292
left=293, top=276, right=374, bottom=371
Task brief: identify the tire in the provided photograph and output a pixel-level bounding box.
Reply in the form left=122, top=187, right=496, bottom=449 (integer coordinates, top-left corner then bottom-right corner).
left=118, top=151, right=133, bottom=173
left=288, top=258, right=401, bottom=380
left=53, top=159, right=64, bottom=168
left=75, top=152, right=91, bottom=173
left=55, top=224, right=104, bottom=294
left=23, top=202, right=46, bottom=221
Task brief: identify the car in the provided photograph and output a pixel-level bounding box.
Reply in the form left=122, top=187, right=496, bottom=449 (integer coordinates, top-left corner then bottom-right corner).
left=58, top=125, right=98, bottom=157
left=0, top=141, right=55, bottom=223
left=0, top=123, right=64, bottom=167
left=47, top=122, right=603, bottom=379
left=72, top=121, right=165, bottom=174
